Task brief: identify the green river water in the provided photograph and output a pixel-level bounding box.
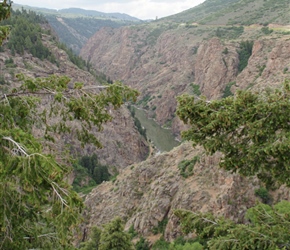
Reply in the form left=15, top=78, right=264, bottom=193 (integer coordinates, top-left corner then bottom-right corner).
left=133, top=108, right=180, bottom=152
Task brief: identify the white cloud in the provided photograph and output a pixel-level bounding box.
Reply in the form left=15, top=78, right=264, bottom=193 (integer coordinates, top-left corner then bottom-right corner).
left=14, top=0, right=205, bottom=20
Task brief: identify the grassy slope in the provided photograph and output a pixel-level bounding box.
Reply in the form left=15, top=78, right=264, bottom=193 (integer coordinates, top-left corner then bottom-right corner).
left=160, top=0, right=290, bottom=25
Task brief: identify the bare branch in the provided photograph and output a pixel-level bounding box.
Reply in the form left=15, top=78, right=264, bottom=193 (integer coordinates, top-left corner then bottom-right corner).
left=2, top=136, right=28, bottom=156
left=51, top=182, right=68, bottom=208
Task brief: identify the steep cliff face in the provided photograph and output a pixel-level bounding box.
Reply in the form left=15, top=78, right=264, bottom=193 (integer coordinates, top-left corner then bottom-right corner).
left=0, top=32, right=148, bottom=168
left=235, top=38, right=290, bottom=91
left=194, top=37, right=239, bottom=99
left=84, top=142, right=290, bottom=242
left=80, top=25, right=202, bottom=129
left=80, top=24, right=290, bottom=136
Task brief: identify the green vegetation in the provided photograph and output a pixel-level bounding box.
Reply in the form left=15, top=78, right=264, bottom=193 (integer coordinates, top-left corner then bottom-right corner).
left=99, top=217, right=134, bottom=250
left=3, top=8, right=91, bottom=70
left=178, top=156, right=200, bottom=178
left=151, top=236, right=203, bottom=250
left=0, top=4, right=139, bottom=247
left=137, top=94, right=151, bottom=107
left=0, top=75, right=9, bottom=85
left=72, top=154, right=111, bottom=193
left=215, top=26, right=244, bottom=39
left=79, top=226, right=102, bottom=250
left=4, top=57, right=16, bottom=68
left=222, top=81, right=236, bottom=98
left=261, top=26, right=273, bottom=35
left=128, top=105, right=147, bottom=139
left=57, top=42, right=90, bottom=70
left=80, top=217, right=134, bottom=250
left=254, top=187, right=271, bottom=204
left=176, top=80, right=290, bottom=248
left=222, top=47, right=228, bottom=54
left=128, top=224, right=138, bottom=239
left=237, top=40, right=254, bottom=73
left=152, top=217, right=168, bottom=235
left=135, top=237, right=150, bottom=250
left=191, top=83, right=201, bottom=96
left=258, top=64, right=266, bottom=76
left=152, top=237, right=170, bottom=250
left=161, top=0, right=289, bottom=26
left=175, top=201, right=290, bottom=249
left=0, top=72, right=137, bottom=249
left=0, top=1, right=11, bottom=44
left=3, top=9, right=56, bottom=63
left=146, top=26, right=164, bottom=46
left=177, top=80, right=290, bottom=188
left=44, top=13, right=138, bottom=54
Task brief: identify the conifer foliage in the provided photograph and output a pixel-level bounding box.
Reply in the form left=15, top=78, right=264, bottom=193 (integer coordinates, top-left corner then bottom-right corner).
left=80, top=217, right=134, bottom=250
left=0, top=0, right=11, bottom=43
left=176, top=80, right=290, bottom=249
left=174, top=201, right=290, bottom=249
left=0, top=3, right=139, bottom=249
left=177, top=80, right=290, bottom=188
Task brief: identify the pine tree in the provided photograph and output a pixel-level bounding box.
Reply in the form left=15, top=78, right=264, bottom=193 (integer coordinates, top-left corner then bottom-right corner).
left=176, top=80, right=290, bottom=249
left=177, top=80, right=290, bottom=188
left=99, top=217, right=134, bottom=250
left=0, top=2, right=139, bottom=249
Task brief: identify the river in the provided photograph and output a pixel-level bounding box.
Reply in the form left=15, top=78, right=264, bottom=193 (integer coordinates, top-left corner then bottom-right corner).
left=133, top=107, right=180, bottom=152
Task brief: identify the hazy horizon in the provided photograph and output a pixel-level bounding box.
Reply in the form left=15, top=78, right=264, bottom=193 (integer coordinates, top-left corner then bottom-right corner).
left=14, top=0, right=206, bottom=20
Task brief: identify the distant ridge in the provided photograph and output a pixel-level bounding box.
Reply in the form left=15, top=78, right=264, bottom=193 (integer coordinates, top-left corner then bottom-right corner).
left=13, top=4, right=141, bottom=22
left=12, top=3, right=142, bottom=54
left=58, top=8, right=141, bottom=22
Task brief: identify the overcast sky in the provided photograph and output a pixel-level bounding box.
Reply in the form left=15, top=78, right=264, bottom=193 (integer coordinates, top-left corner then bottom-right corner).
left=14, top=0, right=206, bottom=20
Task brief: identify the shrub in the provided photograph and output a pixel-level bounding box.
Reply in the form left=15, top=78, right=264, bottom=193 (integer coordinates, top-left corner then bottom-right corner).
left=135, top=237, right=150, bottom=250
left=152, top=218, right=168, bottom=235
left=261, top=27, right=273, bottom=35
left=222, top=81, right=236, bottom=98
left=237, top=40, right=254, bottom=73
left=222, top=47, right=229, bottom=54
left=255, top=187, right=271, bottom=204
left=191, top=83, right=201, bottom=96
left=178, top=156, right=200, bottom=178
left=152, top=237, right=170, bottom=250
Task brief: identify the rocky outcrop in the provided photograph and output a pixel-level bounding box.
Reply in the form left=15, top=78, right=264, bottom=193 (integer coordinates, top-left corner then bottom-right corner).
left=80, top=25, right=202, bottom=130
left=194, top=37, right=238, bottom=99
left=83, top=142, right=272, bottom=241
left=234, top=38, right=290, bottom=91
left=80, top=24, right=290, bottom=136
left=0, top=32, right=149, bottom=168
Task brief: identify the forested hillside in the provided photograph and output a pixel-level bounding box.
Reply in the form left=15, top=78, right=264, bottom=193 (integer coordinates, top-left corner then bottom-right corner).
left=12, top=4, right=142, bottom=54
left=1, top=0, right=290, bottom=249
left=1, top=9, right=55, bottom=61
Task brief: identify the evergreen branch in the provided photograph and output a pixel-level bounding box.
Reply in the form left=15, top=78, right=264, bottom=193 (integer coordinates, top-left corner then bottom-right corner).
left=23, top=232, right=57, bottom=239
left=82, top=85, right=110, bottom=90
left=2, top=136, right=28, bottom=156
left=51, top=182, right=68, bottom=209
left=0, top=91, right=54, bottom=102
left=244, top=227, right=268, bottom=238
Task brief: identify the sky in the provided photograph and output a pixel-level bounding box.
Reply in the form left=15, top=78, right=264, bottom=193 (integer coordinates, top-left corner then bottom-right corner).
left=14, top=0, right=206, bottom=20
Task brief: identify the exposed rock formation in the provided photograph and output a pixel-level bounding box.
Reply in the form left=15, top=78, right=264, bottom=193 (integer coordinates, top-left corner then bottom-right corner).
left=80, top=24, right=290, bottom=137
left=194, top=37, right=238, bottom=99
left=84, top=142, right=273, bottom=242
left=80, top=25, right=202, bottom=132
left=235, top=38, right=290, bottom=91
left=0, top=32, right=149, bottom=168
